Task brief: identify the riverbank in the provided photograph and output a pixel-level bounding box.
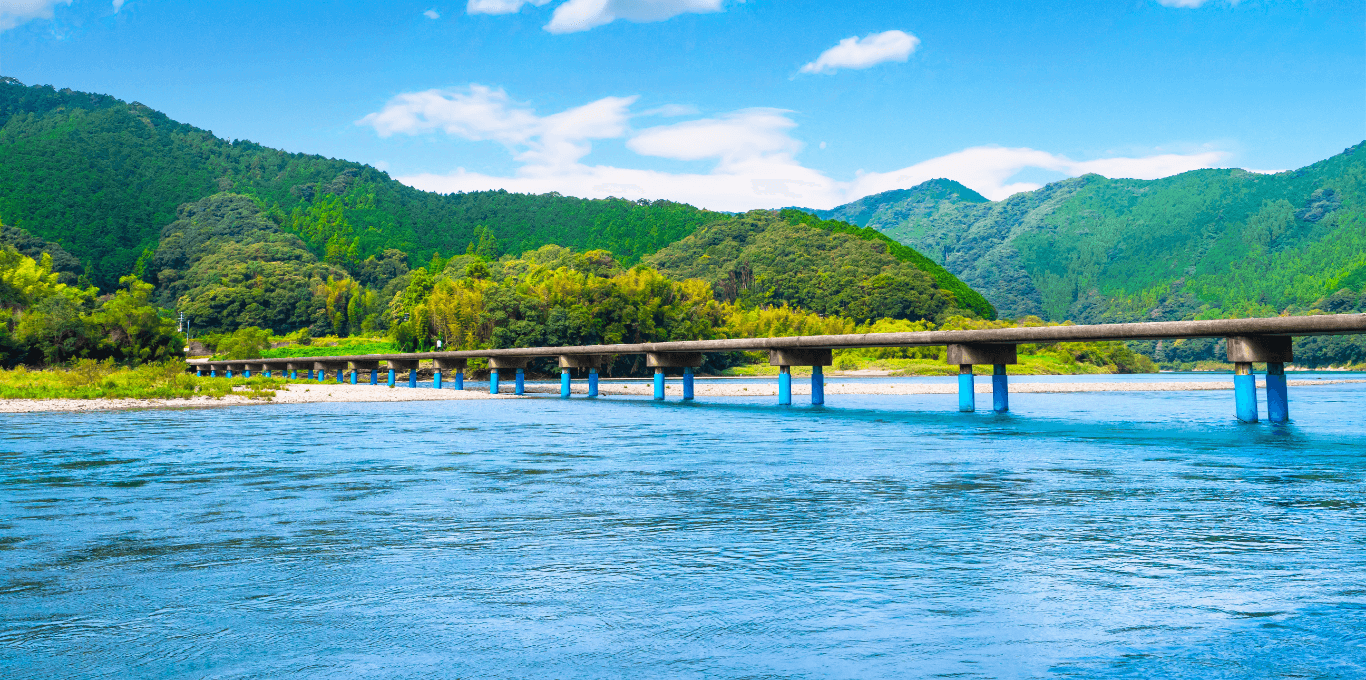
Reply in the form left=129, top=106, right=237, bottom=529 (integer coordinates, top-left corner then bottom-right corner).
left=1, top=377, right=1361, bottom=412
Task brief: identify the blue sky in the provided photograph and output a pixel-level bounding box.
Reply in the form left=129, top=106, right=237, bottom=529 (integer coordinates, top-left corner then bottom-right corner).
left=1, top=0, right=1361, bottom=210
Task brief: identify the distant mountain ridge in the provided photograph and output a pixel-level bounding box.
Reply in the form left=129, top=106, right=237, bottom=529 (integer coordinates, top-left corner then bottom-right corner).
left=0, top=78, right=727, bottom=289
left=820, top=145, right=1366, bottom=323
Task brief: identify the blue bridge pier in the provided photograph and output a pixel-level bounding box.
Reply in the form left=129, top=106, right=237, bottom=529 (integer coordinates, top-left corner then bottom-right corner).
left=1227, top=335, right=1293, bottom=423
left=947, top=343, right=1017, bottom=413
left=435, top=358, right=467, bottom=390
left=768, top=349, right=833, bottom=405
left=488, top=357, right=528, bottom=395
left=194, top=314, right=1366, bottom=423
left=314, top=361, right=346, bottom=384
left=646, top=352, right=703, bottom=401
left=557, top=355, right=603, bottom=398
left=346, top=360, right=379, bottom=386
left=382, top=359, right=419, bottom=388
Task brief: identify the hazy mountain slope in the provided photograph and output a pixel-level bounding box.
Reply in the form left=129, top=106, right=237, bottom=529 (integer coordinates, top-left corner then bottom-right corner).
left=814, top=179, right=988, bottom=227
left=0, top=78, right=726, bottom=289
left=645, top=210, right=994, bottom=323
left=826, top=144, right=1366, bottom=322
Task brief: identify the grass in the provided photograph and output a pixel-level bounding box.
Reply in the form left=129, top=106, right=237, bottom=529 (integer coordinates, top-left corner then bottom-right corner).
left=0, top=359, right=285, bottom=400
left=257, top=337, right=399, bottom=359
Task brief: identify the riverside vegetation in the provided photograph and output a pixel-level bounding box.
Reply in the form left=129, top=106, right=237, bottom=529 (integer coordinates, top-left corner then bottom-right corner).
left=5, top=78, right=1363, bottom=391
left=811, top=146, right=1366, bottom=366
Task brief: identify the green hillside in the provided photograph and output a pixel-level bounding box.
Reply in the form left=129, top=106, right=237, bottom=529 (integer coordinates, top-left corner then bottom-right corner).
left=0, top=78, right=726, bottom=290
left=822, top=144, right=1366, bottom=324
left=645, top=210, right=994, bottom=322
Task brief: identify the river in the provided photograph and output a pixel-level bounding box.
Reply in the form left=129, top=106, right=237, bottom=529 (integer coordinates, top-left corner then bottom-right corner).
left=3, top=374, right=1365, bottom=678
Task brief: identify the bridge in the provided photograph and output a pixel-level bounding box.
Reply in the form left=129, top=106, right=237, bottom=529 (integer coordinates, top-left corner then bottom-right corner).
left=189, top=313, right=1366, bottom=424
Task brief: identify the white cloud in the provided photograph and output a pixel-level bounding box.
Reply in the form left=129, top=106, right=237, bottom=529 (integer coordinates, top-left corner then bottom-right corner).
left=847, top=146, right=1228, bottom=203
left=0, top=0, right=72, bottom=31
left=358, top=84, right=635, bottom=169
left=112, top=0, right=126, bottom=12
left=545, top=0, right=723, bottom=33
left=467, top=0, right=723, bottom=32
left=467, top=0, right=553, bottom=14
left=629, top=109, right=800, bottom=170
left=640, top=103, right=699, bottom=117
left=364, top=86, right=1229, bottom=212
left=1155, top=0, right=1244, bottom=6
left=423, top=8, right=440, bottom=19
left=799, top=30, right=919, bottom=75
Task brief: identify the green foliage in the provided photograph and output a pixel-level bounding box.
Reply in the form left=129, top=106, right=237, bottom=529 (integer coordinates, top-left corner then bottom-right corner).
left=0, top=80, right=726, bottom=290
left=777, top=208, right=995, bottom=318
left=0, top=359, right=281, bottom=400
left=0, top=222, right=83, bottom=284
left=261, top=337, right=397, bottom=358
left=89, top=276, right=183, bottom=364
left=0, top=247, right=183, bottom=367
left=645, top=211, right=987, bottom=323
left=151, top=194, right=349, bottom=334
left=211, top=326, right=273, bottom=360
left=837, top=143, right=1366, bottom=327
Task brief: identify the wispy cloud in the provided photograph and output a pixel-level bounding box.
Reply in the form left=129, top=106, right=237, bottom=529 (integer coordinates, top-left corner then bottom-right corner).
left=359, top=84, right=635, bottom=169
left=1155, top=0, right=1243, bottom=7
left=423, top=8, right=440, bottom=19
left=468, top=0, right=724, bottom=33
left=362, top=86, right=1230, bottom=211
left=466, top=0, right=551, bottom=13
left=799, top=30, right=919, bottom=75
left=0, top=0, right=72, bottom=31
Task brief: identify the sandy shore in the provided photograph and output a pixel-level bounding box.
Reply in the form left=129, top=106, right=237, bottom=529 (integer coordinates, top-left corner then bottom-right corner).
left=2, top=377, right=1360, bottom=413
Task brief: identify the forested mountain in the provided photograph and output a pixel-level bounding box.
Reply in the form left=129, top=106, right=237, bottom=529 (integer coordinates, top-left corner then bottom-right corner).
left=0, top=223, right=83, bottom=284
left=149, top=194, right=351, bottom=333
left=820, top=144, right=1366, bottom=325
left=0, top=78, right=726, bottom=290
left=645, top=210, right=994, bottom=322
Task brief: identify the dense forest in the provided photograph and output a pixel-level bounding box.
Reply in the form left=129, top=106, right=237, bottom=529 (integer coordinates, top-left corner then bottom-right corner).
left=646, top=210, right=993, bottom=321
left=4, top=76, right=1362, bottom=370
left=820, top=146, right=1366, bottom=329
left=0, top=78, right=727, bottom=290
left=0, top=245, right=182, bottom=368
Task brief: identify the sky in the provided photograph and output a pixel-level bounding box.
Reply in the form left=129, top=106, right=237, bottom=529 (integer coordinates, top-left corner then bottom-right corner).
left=0, top=0, right=1362, bottom=211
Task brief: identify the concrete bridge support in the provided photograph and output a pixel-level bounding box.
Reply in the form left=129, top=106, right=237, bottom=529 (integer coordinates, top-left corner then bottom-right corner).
left=647, top=352, right=703, bottom=401
left=558, top=355, right=603, bottom=398
left=435, top=358, right=467, bottom=390
left=770, top=349, right=833, bottom=405
left=1227, top=336, right=1293, bottom=423
left=314, top=362, right=345, bottom=384
left=488, top=357, right=529, bottom=395
left=284, top=360, right=305, bottom=382
left=947, top=344, right=1018, bottom=413
left=350, top=361, right=379, bottom=386
left=387, top=360, right=419, bottom=388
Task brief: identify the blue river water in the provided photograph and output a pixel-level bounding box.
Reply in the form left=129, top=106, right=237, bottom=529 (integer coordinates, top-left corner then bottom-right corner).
left=3, top=374, right=1366, bottom=678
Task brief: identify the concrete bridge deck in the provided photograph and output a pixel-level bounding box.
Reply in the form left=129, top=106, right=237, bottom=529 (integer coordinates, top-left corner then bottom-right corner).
left=188, top=313, right=1366, bottom=424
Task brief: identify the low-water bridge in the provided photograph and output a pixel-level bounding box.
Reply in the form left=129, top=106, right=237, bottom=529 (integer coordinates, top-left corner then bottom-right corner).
left=189, top=314, right=1366, bottom=424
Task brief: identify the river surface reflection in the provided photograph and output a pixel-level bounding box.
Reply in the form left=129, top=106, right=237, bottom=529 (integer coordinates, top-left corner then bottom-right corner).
left=3, top=377, right=1365, bottom=678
